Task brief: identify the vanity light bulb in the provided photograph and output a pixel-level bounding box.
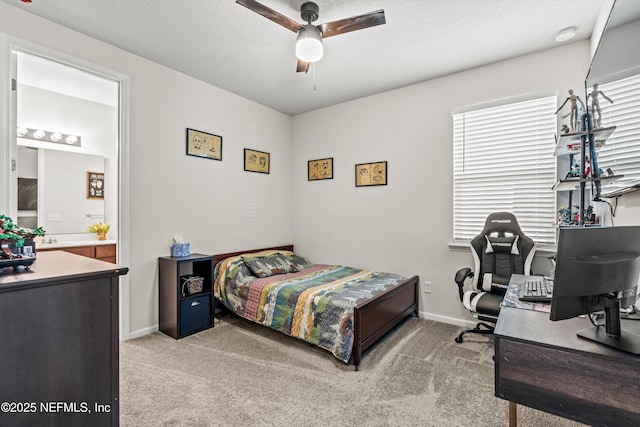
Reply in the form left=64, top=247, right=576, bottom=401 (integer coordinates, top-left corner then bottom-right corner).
left=16, top=126, right=28, bottom=137
left=50, top=132, right=62, bottom=142
left=66, top=135, right=78, bottom=144
left=33, top=129, right=46, bottom=139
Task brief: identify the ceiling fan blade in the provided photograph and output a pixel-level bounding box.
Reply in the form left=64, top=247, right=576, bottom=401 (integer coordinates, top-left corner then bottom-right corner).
left=236, top=0, right=302, bottom=33
left=320, top=9, right=386, bottom=38
left=296, top=59, right=310, bottom=74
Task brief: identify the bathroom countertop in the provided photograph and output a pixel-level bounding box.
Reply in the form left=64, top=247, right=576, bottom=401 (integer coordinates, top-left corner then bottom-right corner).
left=38, top=239, right=116, bottom=250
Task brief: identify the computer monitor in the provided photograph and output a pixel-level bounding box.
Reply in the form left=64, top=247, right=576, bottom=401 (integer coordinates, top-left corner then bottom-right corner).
left=550, top=226, right=640, bottom=354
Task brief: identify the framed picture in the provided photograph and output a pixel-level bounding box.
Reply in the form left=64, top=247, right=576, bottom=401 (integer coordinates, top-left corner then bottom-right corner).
left=186, top=128, right=222, bottom=160
left=244, top=148, right=270, bottom=174
left=308, top=157, right=333, bottom=181
left=86, top=171, right=105, bottom=199
left=355, top=161, right=387, bottom=187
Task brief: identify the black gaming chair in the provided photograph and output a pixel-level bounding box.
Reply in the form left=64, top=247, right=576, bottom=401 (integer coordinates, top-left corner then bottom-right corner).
left=454, top=212, right=536, bottom=343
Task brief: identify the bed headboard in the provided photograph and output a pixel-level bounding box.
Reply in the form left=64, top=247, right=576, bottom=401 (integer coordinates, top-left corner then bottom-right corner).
left=212, top=244, right=294, bottom=267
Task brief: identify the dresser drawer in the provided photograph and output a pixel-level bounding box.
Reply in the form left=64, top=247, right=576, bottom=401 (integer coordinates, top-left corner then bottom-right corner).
left=63, top=246, right=96, bottom=258
left=39, top=244, right=117, bottom=264
left=96, top=244, right=116, bottom=259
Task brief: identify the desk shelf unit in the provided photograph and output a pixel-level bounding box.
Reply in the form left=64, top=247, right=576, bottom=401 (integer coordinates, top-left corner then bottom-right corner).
left=159, top=253, right=214, bottom=339
left=552, top=126, right=615, bottom=156
left=553, top=120, right=619, bottom=226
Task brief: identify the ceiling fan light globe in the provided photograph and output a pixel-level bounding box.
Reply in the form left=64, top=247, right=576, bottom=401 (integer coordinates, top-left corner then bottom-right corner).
left=296, top=25, right=323, bottom=63
left=296, top=39, right=323, bottom=62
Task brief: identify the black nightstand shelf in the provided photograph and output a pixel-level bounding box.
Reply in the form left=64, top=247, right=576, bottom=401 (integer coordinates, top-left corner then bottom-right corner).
left=159, top=253, right=214, bottom=339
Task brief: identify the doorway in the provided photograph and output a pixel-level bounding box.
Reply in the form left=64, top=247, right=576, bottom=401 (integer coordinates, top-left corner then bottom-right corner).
left=0, top=35, right=131, bottom=340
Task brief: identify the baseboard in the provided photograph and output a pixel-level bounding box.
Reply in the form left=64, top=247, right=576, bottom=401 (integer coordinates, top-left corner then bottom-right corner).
left=127, top=324, right=159, bottom=340
left=128, top=316, right=475, bottom=341
left=418, top=311, right=477, bottom=329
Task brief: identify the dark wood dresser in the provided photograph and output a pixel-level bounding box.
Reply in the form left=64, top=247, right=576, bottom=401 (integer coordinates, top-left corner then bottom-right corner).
left=0, top=251, right=128, bottom=427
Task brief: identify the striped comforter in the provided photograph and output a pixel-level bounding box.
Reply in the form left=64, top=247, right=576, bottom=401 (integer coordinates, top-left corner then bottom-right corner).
left=214, top=251, right=407, bottom=363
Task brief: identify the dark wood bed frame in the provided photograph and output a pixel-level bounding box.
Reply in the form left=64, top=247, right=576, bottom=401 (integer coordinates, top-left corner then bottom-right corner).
left=212, top=245, right=420, bottom=370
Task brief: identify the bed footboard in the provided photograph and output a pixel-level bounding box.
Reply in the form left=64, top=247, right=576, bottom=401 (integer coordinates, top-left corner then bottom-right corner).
left=352, top=275, right=419, bottom=370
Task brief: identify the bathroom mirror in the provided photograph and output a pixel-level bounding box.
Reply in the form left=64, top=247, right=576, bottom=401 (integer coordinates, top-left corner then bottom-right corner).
left=17, top=145, right=105, bottom=235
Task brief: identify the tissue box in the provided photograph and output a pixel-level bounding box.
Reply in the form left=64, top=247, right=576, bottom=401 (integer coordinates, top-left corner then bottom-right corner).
left=171, top=243, right=190, bottom=257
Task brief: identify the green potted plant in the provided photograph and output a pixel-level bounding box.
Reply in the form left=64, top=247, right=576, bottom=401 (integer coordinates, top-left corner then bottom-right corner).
left=88, top=222, right=110, bottom=241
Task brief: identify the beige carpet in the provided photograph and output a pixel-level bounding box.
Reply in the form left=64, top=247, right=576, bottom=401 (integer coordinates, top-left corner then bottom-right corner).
left=120, top=316, right=585, bottom=426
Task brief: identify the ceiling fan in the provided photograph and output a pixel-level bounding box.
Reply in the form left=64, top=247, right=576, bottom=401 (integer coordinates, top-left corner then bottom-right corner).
left=236, top=0, right=386, bottom=73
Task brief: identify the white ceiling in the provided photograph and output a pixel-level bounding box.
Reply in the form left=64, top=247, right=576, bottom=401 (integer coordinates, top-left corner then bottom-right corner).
left=18, top=52, right=119, bottom=107
left=3, top=0, right=607, bottom=116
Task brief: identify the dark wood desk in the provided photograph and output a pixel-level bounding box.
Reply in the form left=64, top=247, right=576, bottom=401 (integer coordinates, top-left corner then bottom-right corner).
left=0, top=251, right=128, bottom=427
left=494, top=305, right=640, bottom=427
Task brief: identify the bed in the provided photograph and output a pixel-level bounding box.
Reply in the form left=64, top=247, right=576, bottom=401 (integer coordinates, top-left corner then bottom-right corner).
left=213, top=245, right=419, bottom=370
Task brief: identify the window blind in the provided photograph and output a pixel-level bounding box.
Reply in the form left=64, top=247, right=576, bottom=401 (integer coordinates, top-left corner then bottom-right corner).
left=592, top=73, right=640, bottom=194
left=453, top=96, right=557, bottom=245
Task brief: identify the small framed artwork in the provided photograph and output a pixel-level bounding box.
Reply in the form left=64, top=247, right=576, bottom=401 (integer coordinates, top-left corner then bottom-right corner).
left=308, top=157, right=333, bottom=181
left=186, top=128, right=222, bottom=161
left=87, top=171, right=105, bottom=199
left=355, top=161, right=387, bottom=187
left=244, top=148, right=270, bottom=174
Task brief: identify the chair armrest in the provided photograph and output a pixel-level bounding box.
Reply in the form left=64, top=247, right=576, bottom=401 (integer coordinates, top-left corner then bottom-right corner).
left=454, top=268, right=474, bottom=302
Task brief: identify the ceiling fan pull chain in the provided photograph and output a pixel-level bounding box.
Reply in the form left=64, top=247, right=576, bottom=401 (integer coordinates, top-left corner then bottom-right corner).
left=313, top=63, right=317, bottom=91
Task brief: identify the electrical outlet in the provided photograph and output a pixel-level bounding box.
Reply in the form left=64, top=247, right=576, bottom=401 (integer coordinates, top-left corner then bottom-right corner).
left=423, top=281, right=432, bottom=293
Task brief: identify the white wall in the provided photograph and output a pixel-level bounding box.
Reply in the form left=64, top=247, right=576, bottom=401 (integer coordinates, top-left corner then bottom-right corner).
left=292, top=42, right=592, bottom=325
left=3, top=2, right=638, bottom=332
left=611, top=191, right=640, bottom=225
left=0, top=2, right=293, bottom=337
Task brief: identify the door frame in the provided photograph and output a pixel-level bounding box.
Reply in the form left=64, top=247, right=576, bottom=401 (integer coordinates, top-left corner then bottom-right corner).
left=0, top=34, right=132, bottom=340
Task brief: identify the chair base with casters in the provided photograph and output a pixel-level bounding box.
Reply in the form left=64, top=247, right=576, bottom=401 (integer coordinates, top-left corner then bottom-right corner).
left=455, top=321, right=494, bottom=343
left=453, top=212, right=536, bottom=343
left=454, top=270, right=503, bottom=342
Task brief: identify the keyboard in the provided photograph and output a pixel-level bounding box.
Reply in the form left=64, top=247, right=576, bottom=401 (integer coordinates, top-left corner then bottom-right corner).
left=518, top=276, right=554, bottom=302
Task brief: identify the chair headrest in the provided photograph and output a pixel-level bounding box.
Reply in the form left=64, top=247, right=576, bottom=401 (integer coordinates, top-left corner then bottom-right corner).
left=479, top=212, right=524, bottom=236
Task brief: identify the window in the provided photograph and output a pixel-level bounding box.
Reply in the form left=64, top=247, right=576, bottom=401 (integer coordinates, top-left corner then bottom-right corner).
left=592, top=73, right=640, bottom=196
left=453, top=96, right=557, bottom=246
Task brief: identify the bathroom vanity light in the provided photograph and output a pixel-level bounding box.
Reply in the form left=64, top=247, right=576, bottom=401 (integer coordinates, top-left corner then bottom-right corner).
left=16, top=126, right=81, bottom=147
